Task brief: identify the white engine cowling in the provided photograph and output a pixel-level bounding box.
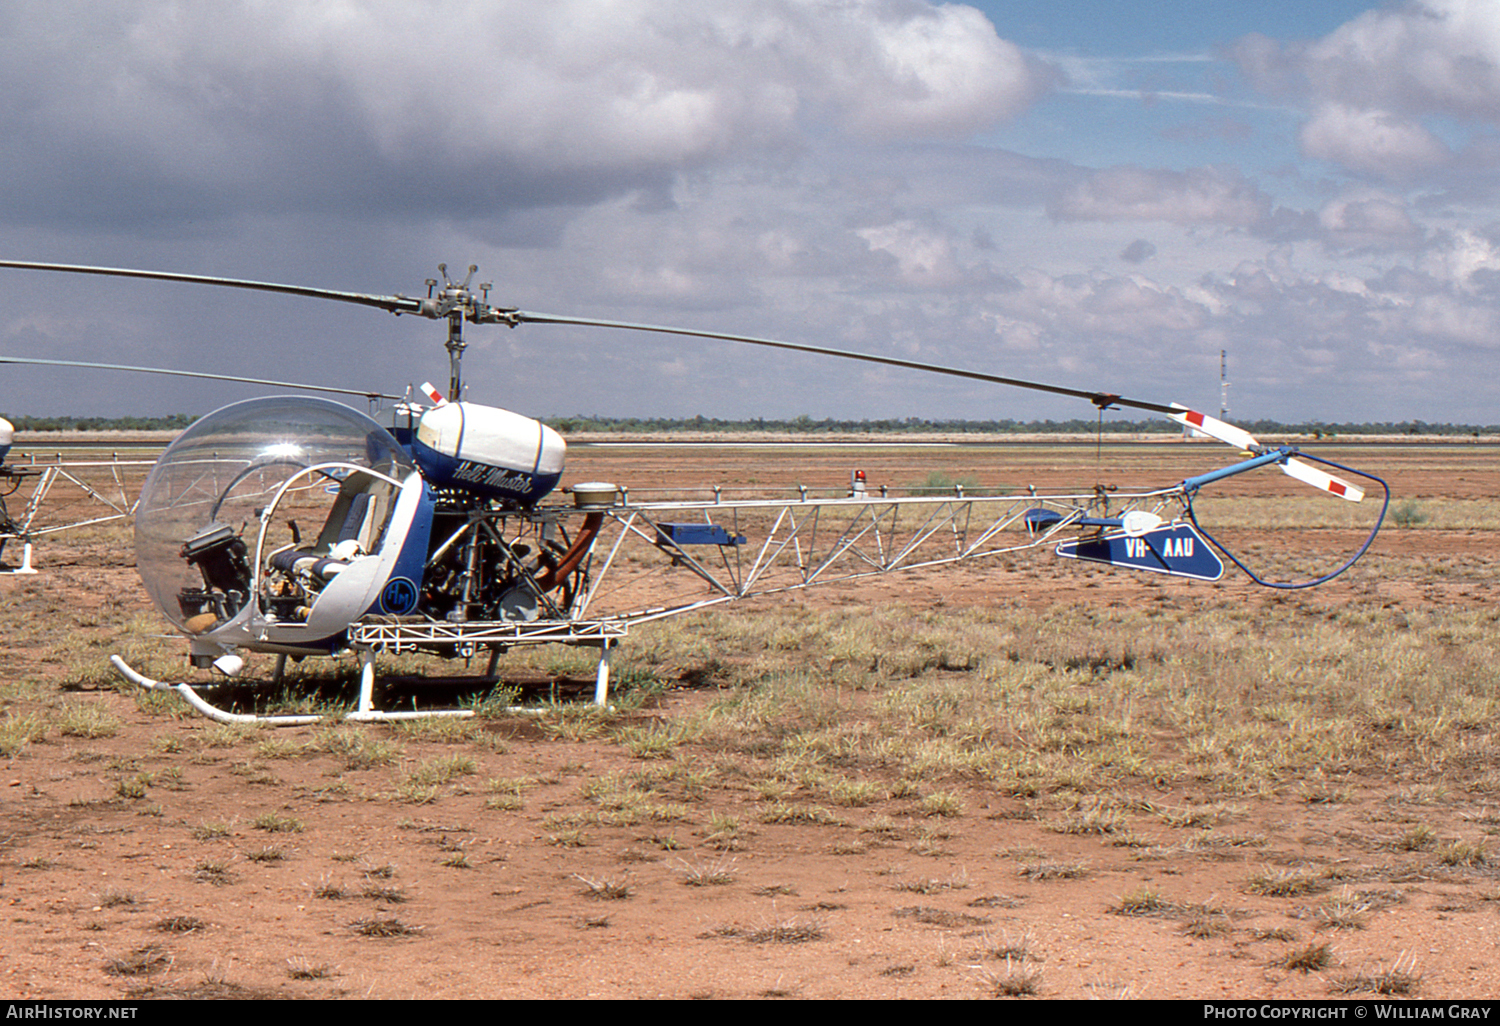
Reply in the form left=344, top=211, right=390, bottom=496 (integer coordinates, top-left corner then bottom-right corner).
left=412, top=402, right=565, bottom=505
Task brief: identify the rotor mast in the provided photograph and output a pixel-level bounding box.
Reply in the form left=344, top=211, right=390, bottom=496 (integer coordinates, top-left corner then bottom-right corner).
left=446, top=308, right=465, bottom=403
left=424, top=264, right=482, bottom=402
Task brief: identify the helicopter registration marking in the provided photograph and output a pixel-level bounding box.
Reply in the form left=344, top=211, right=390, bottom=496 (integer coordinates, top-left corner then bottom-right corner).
left=1124, top=535, right=1193, bottom=560
left=1054, top=522, right=1223, bottom=582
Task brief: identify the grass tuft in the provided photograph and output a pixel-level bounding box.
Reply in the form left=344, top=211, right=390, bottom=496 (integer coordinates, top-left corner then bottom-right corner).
left=286, top=957, right=335, bottom=981
left=575, top=873, right=633, bottom=900
left=252, top=811, right=304, bottom=834
left=154, top=916, right=208, bottom=934
left=104, top=945, right=172, bottom=977
left=1273, top=942, right=1334, bottom=973
left=1437, top=838, right=1488, bottom=867
left=96, top=888, right=140, bottom=909
left=1244, top=868, right=1326, bottom=898
left=716, top=917, right=827, bottom=944
left=675, top=855, right=737, bottom=887
left=1332, top=955, right=1423, bottom=995
left=57, top=702, right=121, bottom=740
left=978, top=959, right=1043, bottom=997
left=1110, top=886, right=1177, bottom=917
left=350, top=914, right=422, bottom=938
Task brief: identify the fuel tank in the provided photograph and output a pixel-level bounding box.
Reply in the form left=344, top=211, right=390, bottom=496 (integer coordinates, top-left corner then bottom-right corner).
left=412, top=402, right=565, bottom=505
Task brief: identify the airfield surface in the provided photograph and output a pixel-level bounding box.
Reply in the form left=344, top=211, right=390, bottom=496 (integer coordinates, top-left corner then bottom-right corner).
left=2, top=437, right=1499, bottom=1000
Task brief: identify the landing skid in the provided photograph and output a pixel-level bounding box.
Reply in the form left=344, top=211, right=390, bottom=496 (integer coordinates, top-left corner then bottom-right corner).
left=0, top=541, right=37, bottom=575
left=109, top=642, right=617, bottom=726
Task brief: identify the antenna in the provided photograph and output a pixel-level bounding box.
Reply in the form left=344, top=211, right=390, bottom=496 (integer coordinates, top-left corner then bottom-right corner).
left=1220, top=349, right=1229, bottom=421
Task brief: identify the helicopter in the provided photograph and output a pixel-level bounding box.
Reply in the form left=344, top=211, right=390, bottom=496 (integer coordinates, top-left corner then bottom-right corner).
left=0, top=260, right=1389, bottom=725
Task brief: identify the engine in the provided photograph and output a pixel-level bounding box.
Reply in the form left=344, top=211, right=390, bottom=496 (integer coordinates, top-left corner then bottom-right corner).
left=411, top=402, right=565, bottom=507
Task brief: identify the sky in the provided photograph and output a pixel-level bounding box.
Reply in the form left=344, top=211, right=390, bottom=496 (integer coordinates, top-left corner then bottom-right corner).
left=2, top=0, right=1499, bottom=425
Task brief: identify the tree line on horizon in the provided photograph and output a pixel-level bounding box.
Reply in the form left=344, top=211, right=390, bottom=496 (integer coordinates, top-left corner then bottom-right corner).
left=5, top=411, right=1497, bottom=437
left=4, top=413, right=197, bottom=432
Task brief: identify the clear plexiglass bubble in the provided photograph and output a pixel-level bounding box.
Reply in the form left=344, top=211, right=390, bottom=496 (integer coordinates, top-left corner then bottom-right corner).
left=134, top=396, right=412, bottom=631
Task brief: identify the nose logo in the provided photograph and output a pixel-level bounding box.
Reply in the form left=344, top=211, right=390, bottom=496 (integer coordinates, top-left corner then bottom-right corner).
left=381, top=577, right=418, bottom=614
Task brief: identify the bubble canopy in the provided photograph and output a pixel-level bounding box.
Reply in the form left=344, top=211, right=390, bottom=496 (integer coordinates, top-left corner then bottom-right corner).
left=135, top=396, right=412, bottom=631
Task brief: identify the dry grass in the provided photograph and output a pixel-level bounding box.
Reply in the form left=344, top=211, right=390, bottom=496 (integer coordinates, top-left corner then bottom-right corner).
left=95, top=888, right=140, bottom=909
left=1018, top=860, right=1089, bottom=881
left=1109, top=886, right=1179, bottom=917
left=1244, top=868, right=1327, bottom=898
left=57, top=702, right=121, bottom=739
left=1274, top=942, right=1335, bottom=973
left=713, top=917, right=827, bottom=944
left=575, top=873, right=633, bottom=900
left=1437, top=839, right=1488, bottom=867
left=6, top=471, right=1500, bottom=998
left=973, top=929, right=1040, bottom=963
left=252, top=811, right=304, bottom=834
left=192, top=859, right=235, bottom=886
left=1332, top=955, right=1423, bottom=995
left=978, top=959, right=1043, bottom=997
left=350, top=914, right=422, bottom=938
left=19, top=572, right=1500, bottom=813
left=286, top=957, right=336, bottom=981
left=311, top=875, right=347, bottom=900
left=893, top=870, right=970, bottom=894
left=674, top=855, right=737, bottom=887
left=190, top=820, right=232, bottom=840
left=1312, top=890, right=1372, bottom=931
left=154, top=916, right=208, bottom=934
left=1181, top=912, right=1235, bottom=938
left=103, top=944, right=172, bottom=977
left=653, top=598, right=1500, bottom=805
left=361, top=883, right=408, bottom=904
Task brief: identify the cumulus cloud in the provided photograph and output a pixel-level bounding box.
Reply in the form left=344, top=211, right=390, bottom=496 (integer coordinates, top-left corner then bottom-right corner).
left=1048, top=165, right=1271, bottom=227
left=1417, top=228, right=1500, bottom=288
left=857, top=219, right=964, bottom=286
left=0, top=0, right=1054, bottom=230
left=1239, top=0, right=1500, bottom=119
left=1299, top=104, right=1452, bottom=180
left=6, top=0, right=1499, bottom=425
left=1233, top=1, right=1500, bottom=180
left=1315, top=190, right=1427, bottom=251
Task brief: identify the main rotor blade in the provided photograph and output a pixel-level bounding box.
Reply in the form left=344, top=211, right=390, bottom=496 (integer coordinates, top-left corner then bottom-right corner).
left=508, top=310, right=1179, bottom=416
left=1169, top=404, right=1260, bottom=451
left=0, top=260, right=424, bottom=316
left=0, top=260, right=1179, bottom=414
left=0, top=356, right=401, bottom=401
left=1279, top=455, right=1364, bottom=502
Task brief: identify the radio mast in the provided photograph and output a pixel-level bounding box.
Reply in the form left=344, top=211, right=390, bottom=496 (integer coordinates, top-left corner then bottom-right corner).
left=1220, top=349, right=1229, bottom=421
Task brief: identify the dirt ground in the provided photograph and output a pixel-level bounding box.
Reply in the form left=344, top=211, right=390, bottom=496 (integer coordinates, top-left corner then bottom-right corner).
left=2, top=437, right=1499, bottom=1000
